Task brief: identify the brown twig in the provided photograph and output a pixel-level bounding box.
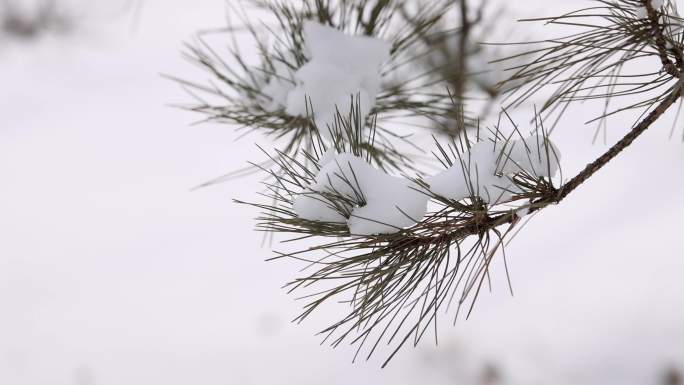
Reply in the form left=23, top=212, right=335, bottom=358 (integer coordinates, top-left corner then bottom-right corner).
left=554, top=85, right=682, bottom=201
left=643, top=0, right=681, bottom=78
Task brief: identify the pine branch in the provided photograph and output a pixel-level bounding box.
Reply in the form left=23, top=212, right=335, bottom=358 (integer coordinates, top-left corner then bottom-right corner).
left=344, top=82, right=680, bottom=257
left=644, top=0, right=681, bottom=77
left=555, top=82, right=682, bottom=201
left=497, top=0, right=684, bottom=129
left=190, top=0, right=684, bottom=367
left=247, top=81, right=680, bottom=366
left=413, top=0, right=512, bottom=135
left=172, top=0, right=461, bottom=173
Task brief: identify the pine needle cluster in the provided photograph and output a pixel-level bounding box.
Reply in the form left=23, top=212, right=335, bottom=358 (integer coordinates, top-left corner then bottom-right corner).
left=172, top=0, right=468, bottom=173
left=498, top=0, right=684, bottom=132
left=176, top=0, right=684, bottom=365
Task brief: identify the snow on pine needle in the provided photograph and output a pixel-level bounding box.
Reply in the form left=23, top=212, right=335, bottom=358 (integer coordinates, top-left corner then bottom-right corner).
left=292, top=151, right=429, bottom=236
left=427, top=134, right=561, bottom=205
left=185, top=0, right=684, bottom=369
left=237, top=111, right=564, bottom=365
left=292, top=130, right=561, bottom=236
left=172, top=0, right=461, bottom=173
left=281, top=21, right=391, bottom=141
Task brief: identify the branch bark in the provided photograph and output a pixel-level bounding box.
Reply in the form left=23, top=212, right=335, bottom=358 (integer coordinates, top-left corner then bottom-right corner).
left=553, top=86, right=682, bottom=203
left=644, top=0, right=681, bottom=78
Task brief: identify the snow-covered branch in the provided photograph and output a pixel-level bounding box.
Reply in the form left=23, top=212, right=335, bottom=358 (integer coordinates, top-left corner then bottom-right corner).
left=177, top=0, right=684, bottom=366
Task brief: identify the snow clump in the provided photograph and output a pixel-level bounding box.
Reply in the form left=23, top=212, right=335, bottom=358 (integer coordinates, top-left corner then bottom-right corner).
left=293, top=152, right=428, bottom=235
left=260, top=21, right=391, bottom=139
left=427, top=135, right=561, bottom=204
left=293, top=135, right=560, bottom=235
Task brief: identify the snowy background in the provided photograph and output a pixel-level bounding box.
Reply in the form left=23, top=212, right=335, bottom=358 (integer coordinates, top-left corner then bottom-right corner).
left=1, top=0, right=683, bottom=384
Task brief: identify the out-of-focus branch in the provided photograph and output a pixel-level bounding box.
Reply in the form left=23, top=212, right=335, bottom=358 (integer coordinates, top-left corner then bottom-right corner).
left=454, top=0, right=470, bottom=102
left=0, top=0, right=72, bottom=38
left=453, top=0, right=487, bottom=103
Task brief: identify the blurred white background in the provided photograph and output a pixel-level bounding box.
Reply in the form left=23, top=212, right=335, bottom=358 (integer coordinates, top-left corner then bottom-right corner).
left=1, top=0, right=683, bottom=384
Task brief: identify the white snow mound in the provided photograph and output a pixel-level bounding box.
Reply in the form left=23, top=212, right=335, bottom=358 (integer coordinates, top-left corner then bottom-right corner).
left=294, top=136, right=560, bottom=235
left=293, top=152, right=428, bottom=235
left=428, top=135, right=561, bottom=204
left=283, top=22, right=391, bottom=139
